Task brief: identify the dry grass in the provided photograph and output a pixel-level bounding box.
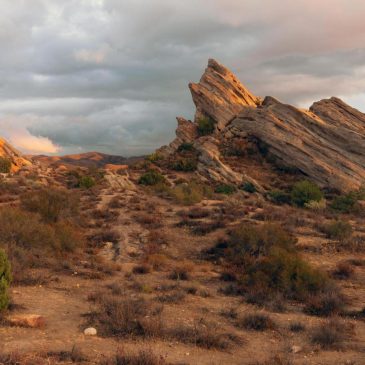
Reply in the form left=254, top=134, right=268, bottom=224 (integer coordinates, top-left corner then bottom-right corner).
left=100, top=348, right=167, bottom=365
left=310, top=319, right=348, bottom=349
left=237, top=313, right=276, bottom=331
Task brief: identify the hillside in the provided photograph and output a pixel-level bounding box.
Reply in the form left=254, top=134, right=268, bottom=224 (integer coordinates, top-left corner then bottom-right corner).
left=0, top=60, right=365, bottom=365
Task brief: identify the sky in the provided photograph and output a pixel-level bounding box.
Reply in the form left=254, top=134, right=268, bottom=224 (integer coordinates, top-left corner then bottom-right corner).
left=1, top=0, right=365, bottom=156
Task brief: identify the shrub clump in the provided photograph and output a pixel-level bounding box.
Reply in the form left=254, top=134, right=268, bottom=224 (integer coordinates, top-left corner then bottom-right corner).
left=215, top=184, right=237, bottom=195
left=238, top=313, right=275, bottom=331
left=241, top=182, right=256, bottom=193
left=212, top=223, right=331, bottom=302
left=139, top=170, right=166, bottom=186
left=177, top=142, right=194, bottom=152
left=291, top=180, right=323, bottom=207
left=169, top=181, right=213, bottom=205
left=197, top=116, right=216, bottom=136
left=320, top=220, right=352, bottom=241
left=0, top=157, right=11, bottom=174
left=170, top=157, right=197, bottom=172
left=21, top=188, right=79, bottom=223
left=0, top=249, right=11, bottom=310
left=78, top=175, right=95, bottom=189
left=330, top=190, right=364, bottom=213
left=268, top=190, right=291, bottom=205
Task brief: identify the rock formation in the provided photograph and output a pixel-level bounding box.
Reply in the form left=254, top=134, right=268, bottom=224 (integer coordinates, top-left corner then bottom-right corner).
left=0, top=137, right=31, bottom=172
left=189, top=58, right=261, bottom=130
left=162, top=59, right=365, bottom=192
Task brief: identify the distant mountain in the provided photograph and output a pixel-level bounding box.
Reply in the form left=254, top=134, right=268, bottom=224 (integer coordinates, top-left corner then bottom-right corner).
left=31, top=152, right=143, bottom=169
left=0, top=138, right=32, bottom=172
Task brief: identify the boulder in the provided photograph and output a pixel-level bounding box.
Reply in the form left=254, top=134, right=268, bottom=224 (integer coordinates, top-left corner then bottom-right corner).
left=84, top=327, right=97, bottom=336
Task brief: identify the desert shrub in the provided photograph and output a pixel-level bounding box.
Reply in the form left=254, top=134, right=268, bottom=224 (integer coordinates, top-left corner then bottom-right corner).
left=304, top=290, right=345, bottom=316
left=310, top=320, right=346, bottom=349
left=320, top=220, right=352, bottom=241
left=0, top=249, right=11, bottom=310
left=305, top=198, right=327, bottom=211
left=238, top=313, right=275, bottom=331
left=170, top=181, right=213, bottom=205
left=215, top=184, right=237, bottom=195
left=102, top=348, right=167, bottom=365
left=170, top=157, right=197, bottom=172
left=177, top=142, right=194, bottom=152
left=0, top=157, right=11, bottom=173
left=21, top=188, right=79, bottom=223
left=268, top=190, right=291, bottom=205
left=197, top=116, right=216, bottom=136
left=78, top=175, right=95, bottom=189
left=211, top=223, right=331, bottom=301
left=169, top=262, right=192, bottom=281
left=330, top=190, right=365, bottom=213
left=157, top=290, right=186, bottom=304
left=289, top=322, right=305, bottom=332
left=241, top=182, right=256, bottom=193
left=53, top=221, right=84, bottom=252
left=139, top=170, right=165, bottom=186
left=95, top=296, right=163, bottom=338
left=291, top=180, right=323, bottom=207
left=167, top=319, right=240, bottom=350
left=146, top=153, right=163, bottom=163
left=332, top=261, right=354, bottom=280
left=0, top=208, right=83, bottom=254
left=132, top=264, right=151, bottom=275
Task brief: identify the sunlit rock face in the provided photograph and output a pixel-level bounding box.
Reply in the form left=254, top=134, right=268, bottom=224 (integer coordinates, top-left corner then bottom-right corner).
left=189, top=58, right=261, bottom=130
left=0, top=137, right=32, bottom=172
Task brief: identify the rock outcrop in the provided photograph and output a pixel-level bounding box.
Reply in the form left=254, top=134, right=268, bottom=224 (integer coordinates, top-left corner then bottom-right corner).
left=189, top=59, right=260, bottom=130
left=0, top=137, right=31, bottom=172
left=162, top=59, right=365, bottom=192
left=227, top=97, right=365, bottom=191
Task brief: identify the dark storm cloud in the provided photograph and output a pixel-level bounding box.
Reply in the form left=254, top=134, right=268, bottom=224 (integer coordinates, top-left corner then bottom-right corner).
left=1, top=0, right=365, bottom=155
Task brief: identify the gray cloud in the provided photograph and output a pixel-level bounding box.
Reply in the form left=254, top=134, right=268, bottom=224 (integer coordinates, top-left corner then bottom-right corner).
left=1, top=0, right=365, bottom=155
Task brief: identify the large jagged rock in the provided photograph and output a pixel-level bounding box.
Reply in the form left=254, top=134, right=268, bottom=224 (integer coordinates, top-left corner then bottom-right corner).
left=0, top=137, right=31, bottom=172
left=162, top=59, right=365, bottom=192
left=189, top=59, right=261, bottom=130
left=226, top=96, right=365, bottom=192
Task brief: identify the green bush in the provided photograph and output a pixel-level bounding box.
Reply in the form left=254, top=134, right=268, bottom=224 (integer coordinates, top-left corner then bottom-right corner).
left=170, top=157, right=198, bottom=172
left=197, top=117, right=216, bottom=136
left=241, top=182, right=256, bottom=193
left=321, top=220, right=352, bottom=241
left=139, top=170, right=165, bottom=186
left=215, top=184, right=237, bottom=195
left=146, top=153, right=163, bottom=162
left=213, top=223, right=330, bottom=300
left=78, top=176, right=95, bottom=189
left=177, top=142, right=194, bottom=152
left=291, top=180, right=323, bottom=207
left=330, top=193, right=358, bottom=213
left=21, top=188, right=79, bottom=223
left=170, top=181, right=213, bottom=205
left=268, top=190, right=291, bottom=205
left=0, top=249, right=11, bottom=310
left=0, top=157, right=11, bottom=173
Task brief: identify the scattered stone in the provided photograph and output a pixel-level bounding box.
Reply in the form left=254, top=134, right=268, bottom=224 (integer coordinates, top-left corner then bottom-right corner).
left=291, top=345, right=303, bottom=354
left=84, top=327, right=97, bottom=336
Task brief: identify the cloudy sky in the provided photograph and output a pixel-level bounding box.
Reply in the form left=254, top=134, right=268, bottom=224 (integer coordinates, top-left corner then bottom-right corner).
left=1, top=0, right=365, bottom=156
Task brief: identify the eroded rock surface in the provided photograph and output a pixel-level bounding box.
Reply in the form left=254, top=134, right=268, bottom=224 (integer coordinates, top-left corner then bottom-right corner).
left=189, top=59, right=260, bottom=130
left=0, top=138, right=31, bottom=172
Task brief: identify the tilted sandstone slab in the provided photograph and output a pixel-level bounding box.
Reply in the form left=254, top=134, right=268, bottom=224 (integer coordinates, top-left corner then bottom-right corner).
left=0, top=137, right=31, bottom=172
left=226, top=96, right=365, bottom=192
left=310, top=97, right=365, bottom=135
left=189, top=59, right=260, bottom=130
